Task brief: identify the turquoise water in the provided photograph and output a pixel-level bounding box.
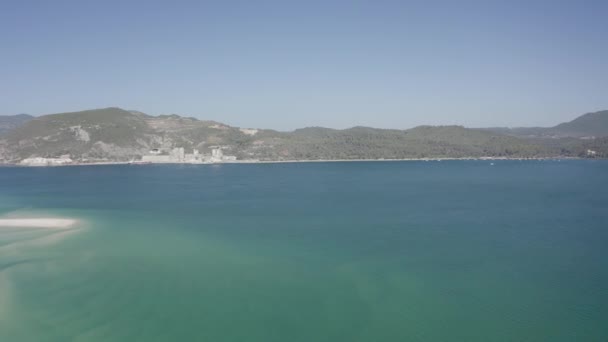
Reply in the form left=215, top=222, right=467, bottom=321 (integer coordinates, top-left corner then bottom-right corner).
left=1, top=160, right=607, bottom=341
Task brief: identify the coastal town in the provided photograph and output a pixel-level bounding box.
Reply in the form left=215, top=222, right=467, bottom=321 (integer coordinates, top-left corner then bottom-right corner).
left=140, top=147, right=237, bottom=164
left=19, top=147, right=241, bottom=167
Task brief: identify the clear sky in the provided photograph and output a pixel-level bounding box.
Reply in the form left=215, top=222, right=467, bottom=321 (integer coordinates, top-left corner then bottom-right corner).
left=1, top=0, right=607, bottom=130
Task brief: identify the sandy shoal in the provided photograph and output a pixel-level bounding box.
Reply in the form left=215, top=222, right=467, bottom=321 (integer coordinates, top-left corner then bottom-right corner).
left=0, top=218, right=78, bottom=228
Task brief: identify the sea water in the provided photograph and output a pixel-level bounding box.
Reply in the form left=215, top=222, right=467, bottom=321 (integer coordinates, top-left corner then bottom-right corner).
left=1, top=160, right=607, bottom=341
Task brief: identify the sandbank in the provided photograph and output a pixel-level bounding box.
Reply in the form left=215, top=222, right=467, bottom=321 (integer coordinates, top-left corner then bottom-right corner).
left=0, top=218, right=78, bottom=229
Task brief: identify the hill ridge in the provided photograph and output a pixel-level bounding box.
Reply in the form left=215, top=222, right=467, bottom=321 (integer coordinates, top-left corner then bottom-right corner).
left=1, top=108, right=606, bottom=163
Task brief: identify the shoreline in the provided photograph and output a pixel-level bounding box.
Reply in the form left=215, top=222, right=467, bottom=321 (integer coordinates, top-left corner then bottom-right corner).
left=222, top=156, right=584, bottom=164
left=0, top=156, right=594, bottom=168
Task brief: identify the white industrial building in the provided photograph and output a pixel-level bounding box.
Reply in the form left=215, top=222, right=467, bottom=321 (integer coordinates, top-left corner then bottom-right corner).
left=20, top=155, right=73, bottom=166
left=141, top=147, right=236, bottom=164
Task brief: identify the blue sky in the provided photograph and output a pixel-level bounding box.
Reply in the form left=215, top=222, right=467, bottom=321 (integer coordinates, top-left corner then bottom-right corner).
left=1, top=0, right=607, bottom=130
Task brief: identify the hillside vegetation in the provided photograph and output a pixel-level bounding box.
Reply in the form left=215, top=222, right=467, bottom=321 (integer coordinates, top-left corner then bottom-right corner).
left=482, top=110, right=608, bottom=138
left=0, top=108, right=606, bottom=163
left=0, top=114, right=33, bottom=135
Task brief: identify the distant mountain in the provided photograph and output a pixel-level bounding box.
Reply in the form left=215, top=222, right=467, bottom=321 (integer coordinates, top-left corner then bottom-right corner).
left=552, top=110, right=608, bottom=137
left=274, top=125, right=549, bottom=160
left=0, top=108, right=251, bottom=162
left=481, top=110, right=608, bottom=138
left=0, top=108, right=606, bottom=163
left=0, top=114, right=34, bottom=135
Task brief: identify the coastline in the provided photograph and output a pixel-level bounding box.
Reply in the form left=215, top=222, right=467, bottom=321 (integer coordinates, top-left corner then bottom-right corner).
left=222, top=156, right=584, bottom=164
left=0, top=156, right=590, bottom=168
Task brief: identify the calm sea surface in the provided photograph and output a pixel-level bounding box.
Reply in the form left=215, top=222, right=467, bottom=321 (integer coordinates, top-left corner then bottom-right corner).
left=1, top=160, right=607, bottom=341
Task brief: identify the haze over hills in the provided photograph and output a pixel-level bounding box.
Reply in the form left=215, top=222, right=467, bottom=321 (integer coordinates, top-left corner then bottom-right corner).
left=552, top=110, right=608, bottom=137
left=481, top=110, right=608, bottom=138
left=0, top=108, right=606, bottom=164
left=0, top=114, right=34, bottom=135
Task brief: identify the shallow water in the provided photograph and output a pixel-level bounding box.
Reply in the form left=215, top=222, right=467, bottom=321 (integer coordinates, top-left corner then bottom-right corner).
left=1, top=160, right=607, bottom=341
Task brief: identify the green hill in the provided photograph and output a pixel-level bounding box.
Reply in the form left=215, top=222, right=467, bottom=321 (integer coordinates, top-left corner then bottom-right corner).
left=257, top=125, right=549, bottom=160
left=0, top=107, right=606, bottom=163
left=552, top=110, right=608, bottom=137
left=1, top=108, right=154, bottom=161
left=482, top=110, right=608, bottom=138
